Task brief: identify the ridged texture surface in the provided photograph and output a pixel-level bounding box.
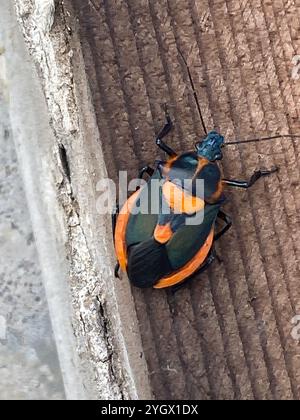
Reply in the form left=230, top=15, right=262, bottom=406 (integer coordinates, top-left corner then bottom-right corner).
left=71, top=0, right=300, bottom=399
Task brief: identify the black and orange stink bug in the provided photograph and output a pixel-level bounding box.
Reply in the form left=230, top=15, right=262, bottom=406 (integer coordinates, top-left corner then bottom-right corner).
left=113, top=54, right=300, bottom=291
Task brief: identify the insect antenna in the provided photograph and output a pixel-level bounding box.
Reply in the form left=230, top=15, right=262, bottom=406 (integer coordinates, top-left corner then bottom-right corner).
left=178, top=49, right=208, bottom=136
left=178, top=49, right=300, bottom=147
left=225, top=134, right=300, bottom=146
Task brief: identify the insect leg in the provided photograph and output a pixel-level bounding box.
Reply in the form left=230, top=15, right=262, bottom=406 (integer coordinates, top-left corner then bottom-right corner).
left=223, top=167, right=278, bottom=189
left=136, top=166, right=154, bottom=191
left=114, top=262, right=121, bottom=279
left=112, top=205, right=121, bottom=279
left=214, top=210, right=232, bottom=241
left=156, top=105, right=177, bottom=157
left=112, top=204, right=119, bottom=237
left=139, top=165, right=154, bottom=180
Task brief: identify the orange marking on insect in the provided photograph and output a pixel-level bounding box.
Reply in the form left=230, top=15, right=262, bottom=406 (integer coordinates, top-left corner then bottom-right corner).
left=162, top=181, right=205, bottom=215
left=114, top=190, right=140, bottom=271
left=154, top=229, right=214, bottom=289
left=206, top=180, right=224, bottom=204
left=154, top=223, right=173, bottom=244
left=161, top=156, right=178, bottom=175
left=193, top=157, right=209, bottom=180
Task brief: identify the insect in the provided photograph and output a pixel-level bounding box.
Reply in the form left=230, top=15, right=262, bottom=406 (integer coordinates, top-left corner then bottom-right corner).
left=113, top=54, right=300, bottom=291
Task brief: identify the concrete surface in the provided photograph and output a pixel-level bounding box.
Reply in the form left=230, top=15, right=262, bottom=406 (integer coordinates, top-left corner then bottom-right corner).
left=71, top=0, right=300, bottom=400
left=6, top=0, right=300, bottom=400
left=0, top=0, right=89, bottom=400
left=0, top=60, right=65, bottom=399
left=1, top=0, right=152, bottom=400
